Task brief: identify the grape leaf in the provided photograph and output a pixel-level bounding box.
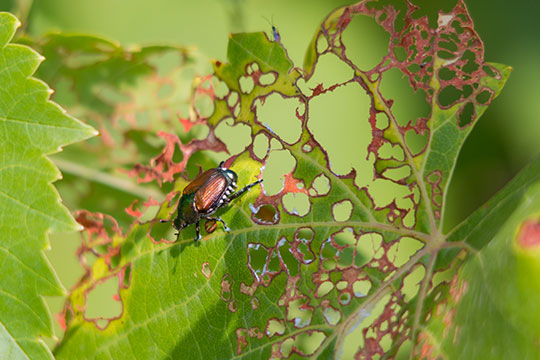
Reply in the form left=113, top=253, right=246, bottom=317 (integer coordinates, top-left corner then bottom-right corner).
left=424, top=168, right=540, bottom=359
left=0, top=12, right=95, bottom=359
left=54, top=1, right=514, bottom=358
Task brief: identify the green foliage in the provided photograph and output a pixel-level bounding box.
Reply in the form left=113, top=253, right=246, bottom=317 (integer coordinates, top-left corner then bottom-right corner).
left=0, top=12, right=95, bottom=359
left=429, top=168, right=540, bottom=359
left=1, top=0, right=539, bottom=359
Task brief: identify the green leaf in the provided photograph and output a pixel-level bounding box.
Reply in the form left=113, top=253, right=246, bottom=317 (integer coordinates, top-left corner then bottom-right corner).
left=424, top=174, right=540, bottom=359
left=53, top=1, right=515, bottom=358
left=0, top=12, right=95, bottom=359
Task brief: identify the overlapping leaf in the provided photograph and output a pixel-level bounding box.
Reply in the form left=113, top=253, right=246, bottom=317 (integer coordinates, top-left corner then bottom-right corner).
left=0, top=12, right=95, bottom=359
left=53, top=1, right=516, bottom=358
left=425, top=161, right=540, bottom=358
left=24, top=34, right=210, bottom=226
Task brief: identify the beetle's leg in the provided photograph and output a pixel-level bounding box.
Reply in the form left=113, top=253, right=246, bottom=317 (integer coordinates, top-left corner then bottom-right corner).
left=174, top=223, right=188, bottom=242
left=206, top=217, right=230, bottom=232
left=194, top=221, right=201, bottom=241
left=227, top=179, right=263, bottom=202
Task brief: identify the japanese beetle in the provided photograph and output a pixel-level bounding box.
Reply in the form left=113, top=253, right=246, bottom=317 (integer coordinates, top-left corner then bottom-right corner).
left=162, top=162, right=262, bottom=241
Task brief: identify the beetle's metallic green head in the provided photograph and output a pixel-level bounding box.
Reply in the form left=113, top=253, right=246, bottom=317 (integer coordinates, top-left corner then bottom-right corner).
left=173, top=193, right=197, bottom=230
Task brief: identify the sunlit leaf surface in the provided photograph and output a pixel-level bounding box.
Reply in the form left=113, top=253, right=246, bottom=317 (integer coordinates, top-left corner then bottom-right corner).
left=0, top=12, right=95, bottom=359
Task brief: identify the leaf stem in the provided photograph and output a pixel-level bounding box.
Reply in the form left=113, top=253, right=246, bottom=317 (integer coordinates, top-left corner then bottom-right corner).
left=409, top=251, right=437, bottom=359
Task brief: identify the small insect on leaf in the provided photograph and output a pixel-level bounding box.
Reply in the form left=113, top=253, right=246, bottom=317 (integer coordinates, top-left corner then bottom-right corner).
left=161, top=161, right=263, bottom=241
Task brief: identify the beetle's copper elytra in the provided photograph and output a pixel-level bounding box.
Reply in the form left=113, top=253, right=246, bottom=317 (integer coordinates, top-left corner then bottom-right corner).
left=161, top=161, right=262, bottom=241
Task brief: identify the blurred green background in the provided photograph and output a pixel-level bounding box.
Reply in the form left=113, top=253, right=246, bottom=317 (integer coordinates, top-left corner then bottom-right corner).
left=1, top=0, right=538, bottom=351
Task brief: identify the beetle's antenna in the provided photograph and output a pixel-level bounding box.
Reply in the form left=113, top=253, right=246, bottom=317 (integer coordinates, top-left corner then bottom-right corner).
left=218, top=161, right=225, bottom=169
left=160, top=219, right=168, bottom=223
left=228, top=178, right=263, bottom=201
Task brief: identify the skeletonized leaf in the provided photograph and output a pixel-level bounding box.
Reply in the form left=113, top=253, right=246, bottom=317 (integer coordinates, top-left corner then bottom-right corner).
left=54, top=1, right=516, bottom=358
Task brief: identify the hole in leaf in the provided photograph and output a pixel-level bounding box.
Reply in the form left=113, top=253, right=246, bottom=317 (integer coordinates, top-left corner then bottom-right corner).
left=483, top=64, right=497, bottom=77
left=227, top=91, right=239, bottom=108
left=247, top=244, right=270, bottom=279
left=378, top=142, right=405, bottom=161
left=475, top=89, right=492, bottom=105
left=252, top=133, right=269, bottom=160
left=191, top=123, right=210, bottom=140
left=239, top=75, right=254, bottom=94
left=280, top=338, right=294, bottom=358
left=437, top=50, right=456, bottom=59
left=282, top=192, right=310, bottom=216
left=457, top=101, right=475, bottom=128
left=259, top=72, right=276, bottom=85
left=438, top=84, right=462, bottom=107
left=461, top=49, right=479, bottom=74
left=94, top=319, right=108, bottom=329
left=353, top=280, right=371, bottom=297
left=262, top=149, right=296, bottom=196
left=316, top=33, right=328, bottom=53
left=215, top=117, right=252, bottom=154
left=332, top=200, right=353, bottom=222
left=308, top=82, right=372, bottom=178
left=295, top=227, right=314, bottom=242
left=278, top=238, right=300, bottom=276
left=321, top=238, right=338, bottom=259
left=322, top=260, right=336, bottom=271
left=336, top=281, right=347, bottom=291
left=379, top=69, right=430, bottom=128
left=316, top=281, right=334, bottom=297
left=438, top=39, right=457, bottom=52
left=323, top=306, right=341, bottom=325
left=339, top=291, right=352, bottom=305
left=195, top=96, right=214, bottom=119
left=310, top=173, right=330, bottom=196
left=266, top=318, right=285, bottom=337
left=368, top=179, right=416, bottom=226
left=355, top=232, right=381, bottom=267
left=293, top=331, right=326, bottom=356
left=382, top=165, right=412, bottom=182
left=85, top=276, right=122, bottom=323
left=387, top=237, right=424, bottom=267
left=256, top=94, right=303, bottom=144
left=438, top=67, right=456, bottom=81
left=337, top=247, right=355, bottom=268
left=343, top=14, right=390, bottom=70
left=251, top=204, right=279, bottom=225
left=334, top=228, right=356, bottom=246
left=267, top=249, right=281, bottom=273
left=405, top=129, right=428, bottom=156
left=402, top=264, right=426, bottom=301
left=393, top=46, right=407, bottom=62
left=214, top=78, right=229, bottom=98
left=287, top=299, right=313, bottom=328
left=375, top=112, right=389, bottom=129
